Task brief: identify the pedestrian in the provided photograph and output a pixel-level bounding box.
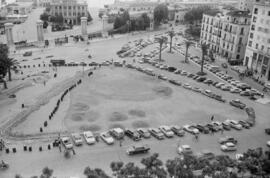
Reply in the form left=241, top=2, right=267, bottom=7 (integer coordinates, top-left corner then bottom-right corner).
left=43, top=81, right=46, bottom=86
left=226, top=70, right=228, bottom=74
left=211, top=115, right=214, bottom=121
left=72, top=148, right=76, bottom=155
left=195, top=134, right=199, bottom=141
left=119, top=140, right=122, bottom=147
left=95, top=135, right=99, bottom=142
left=21, top=103, right=24, bottom=108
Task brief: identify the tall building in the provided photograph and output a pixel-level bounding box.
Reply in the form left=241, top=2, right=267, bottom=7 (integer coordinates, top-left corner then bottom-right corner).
left=200, top=10, right=251, bottom=61
left=238, top=0, right=255, bottom=12
left=243, top=0, right=270, bottom=82
left=49, top=0, right=88, bottom=25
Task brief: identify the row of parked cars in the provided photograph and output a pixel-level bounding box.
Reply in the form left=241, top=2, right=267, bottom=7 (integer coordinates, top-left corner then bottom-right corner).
left=190, top=57, right=264, bottom=100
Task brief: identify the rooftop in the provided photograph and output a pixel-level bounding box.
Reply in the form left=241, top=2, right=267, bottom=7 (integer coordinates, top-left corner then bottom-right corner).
left=227, top=10, right=251, bottom=17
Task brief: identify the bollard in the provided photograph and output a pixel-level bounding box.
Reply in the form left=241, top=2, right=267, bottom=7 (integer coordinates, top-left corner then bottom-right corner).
left=48, top=144, right=51, bottom=150
left=23, top=145, right=27, bottom=151
left=29, top=146, right=32, bottom=152
left=5, top=148, right=9, bottom=154
left=39, top=146, right=42, bottom=151
left=12, top=148, right=16, bottom=153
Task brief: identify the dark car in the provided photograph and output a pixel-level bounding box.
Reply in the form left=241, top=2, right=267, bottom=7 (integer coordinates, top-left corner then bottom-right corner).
left=169, top=79, right=182, bottom=86
left=148, top=128, right=164, bottom=140
left=168, top=67, right=177, bottom=72
left=197, top=77, right=207, bottom=82
left=125, top=129, right=141, bottom=141
left=171, top=125, right=185, bottom=137
left=187, top=73, right=195, bottom=78
left=205, top=123, right=219, bottom=132
left=195, top=124, right=209, bottom=134
left=137, top=128, right=151, bottom=138
left=126, top=145, right=150, bottom=155
left=212, top=94, right=226, bottom=103
left=204, top=79, right=214, bottom=85
left=238, top=120, right=250, bottom=129
left=192, top=75, right=200, bottom=80
left=265, top=128, right=270, bottom=135
left=198, top=150, right=215, bottom=160
left=245, top=107, right=256, bottom=119
left=229, top=99, right=246, bottom=109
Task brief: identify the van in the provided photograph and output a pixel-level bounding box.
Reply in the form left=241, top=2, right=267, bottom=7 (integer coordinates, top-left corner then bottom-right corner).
left=110, top=128, right=124, bottom=140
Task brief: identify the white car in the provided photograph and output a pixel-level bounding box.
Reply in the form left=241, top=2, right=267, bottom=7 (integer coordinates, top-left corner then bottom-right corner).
left=221, top=142, right=237, bottom=152
left=183, top=83, right=192, bottom=89
left=71, top=133, right=83, bottom=146
left=227, top=120, right=242, bottom=130
left=83, top=131, right=96, bottom=145
left=61, top=137, right=73, bottom=149
left=183, top=125, right=199, bottom=134
left=230, top=87, right=242, bottom=93
left=100, top=132, right=114, bottom=145
left=178, top=145, right=193, bottom=154
left=159, top=125, right=174, bottom=138
left=267, top=141, right=270, bottom=147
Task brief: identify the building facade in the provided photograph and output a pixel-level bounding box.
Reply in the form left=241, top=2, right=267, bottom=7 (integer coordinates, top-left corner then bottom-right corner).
left=243, top=0, right=270, bottom=82
left=238, top=0, right=255, bottom=12
left=107, top=0, right=158, bottom=12
left=200, top=10, right=251, bottom=62
left=49, top=0, right=88, bottom=25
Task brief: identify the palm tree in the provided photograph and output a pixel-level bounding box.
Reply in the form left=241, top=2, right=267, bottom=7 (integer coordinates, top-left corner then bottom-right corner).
left=198, top=42, right=209, bottom=75
left=155, top=36, right=167, bottom=62
left=168, top=30, right=175, bottom=53
left=184, top=40, right=193, bottom=63
left=5, top=58, right=19, bottom=81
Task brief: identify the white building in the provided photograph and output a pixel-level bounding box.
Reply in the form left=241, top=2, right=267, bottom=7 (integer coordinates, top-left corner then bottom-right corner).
left=107, top=0, right=158, bottom=12
left=243, top=0, right=270, bottom=82
left=200, top=10, right=251, bottom=61
left=238, top=0, right=256, bottom=12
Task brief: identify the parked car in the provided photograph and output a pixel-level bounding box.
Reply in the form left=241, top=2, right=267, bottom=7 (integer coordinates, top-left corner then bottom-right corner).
left=205, top=123, right=219, bottom=132
left=100, top=132, right=114, bottom=145
left=226, top=120, right=242, bottom=130
left=61, top=137, right=73, bottom=149
left=192, top=87, right=203, bottom=93
left=265, top=128, right=270, bottom=135
left=169, top=79, right=182, bottom=86
left=229, top=99, right=246, bottom=109
left=240, top=91, right=251, bottom=96
left=211, top=121, right=223, bottom=131
left=125, top=129, right=141, bottom=141
left=83, top=131, right=96, bottom=145
left=183, top=125, right=199, bottom=134
left=110, top=128, right=125, bottom=140
left=23, top=51, right=32, bottom=57
left=222, top=122, right=231, bottom=130
left=195, top=124, right=209, bottom=134
left=230, top=88, right=242, bottom=93
left=245, top=107, right=256, bottom=119
left=221, top=142, right=237, bottom=152
left=183, top=83, right=192, bottom=89
left=178, top=145, right=193, bottom=154
left=219, top=136, right=237, bottom=144
left=148, top=128, right=164, bottom=140
left=137, top=128, right=151, bottom=138
left=197, top=76, right=207, bottom=82
left=126, top=145, right=150, bottom=155
left=170, top=125, right=185, bottom=136
left=197, top=150, right=215, bottom=160
left=203, top=90, right=214, bottom=98
left=203, top=79, right=214, bottom=85
left=159, top=125, right=174, bottom=138
left=71, top=133, right=83, bottom=146
left=238, top=120, right=250, bottom=129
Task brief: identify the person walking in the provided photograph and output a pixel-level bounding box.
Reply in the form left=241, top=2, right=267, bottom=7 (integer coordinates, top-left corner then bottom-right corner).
left=119, top=140, right=122, bottom=147
left=211, top=115, right=214, bottom=121
left=72, top=148, right=76, bottom=155
left=195, top=133, right=199, bottom=141
left=58, top=144, right=62, bottom=152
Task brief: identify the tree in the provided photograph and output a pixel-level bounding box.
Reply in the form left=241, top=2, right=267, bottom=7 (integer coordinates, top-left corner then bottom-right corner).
left=0, top=43, right=9, bottom=89
left=153, top=4, right=168, bottom=25
left=84, top=167, right=110, bottom=178
left=198, top=42, right=209, bottom=75
left=98, top=11, right=104, bottom=19
left=40, top=13, right=49, bottom=22
left=110, top=161, right=124, bottom=176
left=155, top=36, right=167, bottom=62
left=5, top=58, right=19, bottom=81
left=113, top=17, right=123, bottom=29
left=141, top=153, right=167, bottom=178
left=184, top=40, right=193, bottom=63
left=40, top=167, right=53, bottom=178
left=168, top=30, right=175, bottom=53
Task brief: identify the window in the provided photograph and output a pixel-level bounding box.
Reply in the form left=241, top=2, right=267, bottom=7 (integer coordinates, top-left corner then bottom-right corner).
left=248, top=40, right=252, bottom=47
left=236, top=54, right=240, bottom=59
left=261, top=45, right=264, bottom=51
left=82, top=6, right=84, bottom=10
left=251, top=24, right=255, bottom=30
left=250, top=33, right=253, bottom=39
left=256, top=43, right=258, bottom=49
left=253, top=16, right=257, bottom=22
left=240, top=28, right=244, bottom=35
left=73, top=6, right=75, bottom=9
left=237, top=47, right=241, bottom=52
left=238, top=37, right=242, bottom=44
left=254, top=8, right=258, bottom=14
left=59, top=6, right=62, bottom=9
left=68, top=12, right=71, bottom=16
left=268, top=11, right=270, bottom=16
left=268, top=39, right=270, bottom=44
left=82, top=12, right=85, bottom=16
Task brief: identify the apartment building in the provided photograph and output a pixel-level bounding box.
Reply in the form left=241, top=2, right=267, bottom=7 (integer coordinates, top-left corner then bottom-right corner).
left=200, top=10, right=251, bottom=62
left=49, top=0, right=88, bottom=25
left=238, top=0, right=255, bottom=12
left=243, top=0, right=270, bottom=82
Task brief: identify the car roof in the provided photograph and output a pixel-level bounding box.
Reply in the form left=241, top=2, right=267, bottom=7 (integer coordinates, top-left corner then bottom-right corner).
left=226, top=142, right=235, bottom=146
left=182, top=145, right=191, bottom=148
